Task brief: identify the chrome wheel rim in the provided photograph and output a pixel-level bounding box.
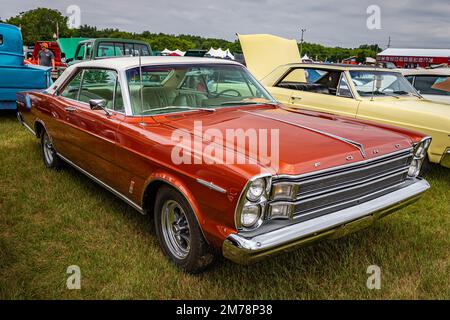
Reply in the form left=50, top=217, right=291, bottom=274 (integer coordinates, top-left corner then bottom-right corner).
left=161, top=200, right=191, bottom=259
left=43, top=134, right=54, bottom=164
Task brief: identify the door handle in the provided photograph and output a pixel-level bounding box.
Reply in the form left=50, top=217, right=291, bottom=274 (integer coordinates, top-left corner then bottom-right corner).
left=65, top=106, right=76, bottom=112
left=290, top=95, right=302, bottom=103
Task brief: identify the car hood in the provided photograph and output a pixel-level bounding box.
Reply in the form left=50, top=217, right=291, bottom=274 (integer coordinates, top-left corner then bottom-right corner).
left=238, top=34, right=301, bottom=80
left=161, top=105, right=414, bottom=176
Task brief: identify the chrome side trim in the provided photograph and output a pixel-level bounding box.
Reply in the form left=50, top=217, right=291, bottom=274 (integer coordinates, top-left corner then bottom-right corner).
left=224, top=178, right=429, bottom=260
left=244, top=110, right=367, bottom=158
left=17, top=112, right=36, bottom=136
left=275, top=148, right=413, bottom=180
left=57, top=153, right=144, bottom=214
left=196, top=178, right=227, bottom=194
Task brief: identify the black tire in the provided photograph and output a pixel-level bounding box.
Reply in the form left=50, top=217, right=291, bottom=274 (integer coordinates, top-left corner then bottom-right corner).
left=41, top=130, right=61, bottom=169
left=154, top=185, right=216, bottom=273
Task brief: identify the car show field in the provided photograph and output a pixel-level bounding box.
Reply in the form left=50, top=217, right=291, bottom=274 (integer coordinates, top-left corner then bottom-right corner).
left=0, top=112, right=449, bottom=299
left=1, top=2, right=450, bottom=306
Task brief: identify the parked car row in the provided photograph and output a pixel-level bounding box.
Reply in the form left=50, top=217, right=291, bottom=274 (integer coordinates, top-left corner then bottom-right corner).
left=239, top=34, right=450, bottom=169
left=7, top=24, right=448, bottom=272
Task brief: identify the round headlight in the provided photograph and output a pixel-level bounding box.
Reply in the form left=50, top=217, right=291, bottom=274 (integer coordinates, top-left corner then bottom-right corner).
left=408, top=158, right=421, bottom=177
left=246, top=178, right=266, bottom=201
left=241, top=204, right=261, bottom=228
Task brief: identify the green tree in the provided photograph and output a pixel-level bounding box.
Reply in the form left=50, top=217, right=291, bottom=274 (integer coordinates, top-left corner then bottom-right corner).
left=6, top=8, right=71, bottom=45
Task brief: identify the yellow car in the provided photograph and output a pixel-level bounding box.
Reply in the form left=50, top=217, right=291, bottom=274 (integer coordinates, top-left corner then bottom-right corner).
left=239, top=34, right=450, bottom=168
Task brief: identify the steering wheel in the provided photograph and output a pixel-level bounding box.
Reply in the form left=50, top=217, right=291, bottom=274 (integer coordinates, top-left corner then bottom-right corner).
left=216, top=89, right=242, bottom=97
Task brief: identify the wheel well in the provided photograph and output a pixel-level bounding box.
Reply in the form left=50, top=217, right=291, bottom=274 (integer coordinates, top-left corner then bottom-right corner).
left=142, top=180, right=166, bottom=216
left=34, top=121, right=45, bottom=138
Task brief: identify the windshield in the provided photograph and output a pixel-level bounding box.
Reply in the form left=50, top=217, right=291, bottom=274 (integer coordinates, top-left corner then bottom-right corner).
left=126, top=64, right=275, bottom=115
left=349, top=71, right=418, bottom=97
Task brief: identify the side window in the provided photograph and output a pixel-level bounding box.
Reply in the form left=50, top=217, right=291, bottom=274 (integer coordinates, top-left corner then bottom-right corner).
left=60, top=71, right=83, bottom=100
left=405, top=75, right=414, bottom=85
left=75, top=44, right=85, bottom=60
left=278, top=68, right=341, bottom=95
left=78, top=69, right=119, bottom=109
left=114, top=43, right=125, bottom=56
left=414, top=76, right=450, bottom=95
left=114, top=80, right=125, bottom=112
left=337, top=74, right=353, bottom=98
left=279, top=68, right=307, bottom=83
left=97, top=42, right=115, bottom=57
left=124, top=43, right=134, bottom=56
left=136, top=44, right=150, bottom=56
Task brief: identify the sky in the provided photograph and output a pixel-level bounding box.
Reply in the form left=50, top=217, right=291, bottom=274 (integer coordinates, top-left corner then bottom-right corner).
left=1, top=0, right=449, bottom=49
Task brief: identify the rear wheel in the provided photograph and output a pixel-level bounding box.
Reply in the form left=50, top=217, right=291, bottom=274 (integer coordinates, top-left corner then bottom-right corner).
left=41, top=130, right=61, bottom=169
left=154, top=185, right=216, bottom=273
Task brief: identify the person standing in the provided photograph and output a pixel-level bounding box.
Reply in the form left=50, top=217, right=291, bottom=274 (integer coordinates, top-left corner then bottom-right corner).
left=37, top=43, right=55, bottom=70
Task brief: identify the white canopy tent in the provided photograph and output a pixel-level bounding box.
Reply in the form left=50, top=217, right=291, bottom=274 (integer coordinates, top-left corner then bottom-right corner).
left=161, top=48, right=186, bottom=56
left=206, top=47, right=235, bottom=60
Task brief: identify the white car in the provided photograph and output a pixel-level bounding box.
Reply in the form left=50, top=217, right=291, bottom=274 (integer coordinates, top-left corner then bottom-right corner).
left=400, top=68, right=450, bottom=104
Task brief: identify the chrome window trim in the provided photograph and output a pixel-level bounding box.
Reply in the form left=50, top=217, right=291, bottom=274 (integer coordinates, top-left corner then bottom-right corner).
left=57, top=67, right=127, bottom=116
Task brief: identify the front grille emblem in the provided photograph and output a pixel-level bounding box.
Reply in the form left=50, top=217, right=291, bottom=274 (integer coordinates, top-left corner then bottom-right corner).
left=314, top=162, right=321, bottom=167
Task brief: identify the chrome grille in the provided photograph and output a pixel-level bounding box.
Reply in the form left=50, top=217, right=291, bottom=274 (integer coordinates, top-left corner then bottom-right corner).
left=273, top=149, right=413, bottom=221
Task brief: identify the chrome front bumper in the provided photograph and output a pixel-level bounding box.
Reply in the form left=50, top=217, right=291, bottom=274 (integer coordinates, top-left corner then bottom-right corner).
left=223, top=178, right=430, bottom=264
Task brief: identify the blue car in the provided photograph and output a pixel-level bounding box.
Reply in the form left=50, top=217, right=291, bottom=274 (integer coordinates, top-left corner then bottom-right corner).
left=0, top=23, right=51, bottom=110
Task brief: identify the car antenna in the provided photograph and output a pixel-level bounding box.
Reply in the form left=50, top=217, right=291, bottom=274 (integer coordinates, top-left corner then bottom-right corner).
left=138, top=48, right=146, bottom=126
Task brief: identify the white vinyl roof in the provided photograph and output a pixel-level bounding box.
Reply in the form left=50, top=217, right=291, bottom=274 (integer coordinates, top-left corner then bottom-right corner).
left=73, top=55, right=241, bottom=70
left=378, top=48, right=450, bottom=57
left=399, top=68, right=450, bottom=76
left=47, top=56, right=242, bottom=95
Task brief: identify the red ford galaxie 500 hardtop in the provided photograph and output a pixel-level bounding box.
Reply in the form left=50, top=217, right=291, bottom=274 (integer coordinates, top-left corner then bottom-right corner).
left=17, top=56, right=431, bottom=273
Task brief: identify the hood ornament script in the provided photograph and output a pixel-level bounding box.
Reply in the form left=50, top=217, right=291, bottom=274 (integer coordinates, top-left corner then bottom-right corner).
left=244, top=110, right=367, bottom=158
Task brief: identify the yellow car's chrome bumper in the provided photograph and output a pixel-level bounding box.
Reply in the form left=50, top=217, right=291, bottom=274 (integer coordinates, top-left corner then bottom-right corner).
left=440, top=149, right=450, bottom=168
left=223, top=179, right=430, bottom=265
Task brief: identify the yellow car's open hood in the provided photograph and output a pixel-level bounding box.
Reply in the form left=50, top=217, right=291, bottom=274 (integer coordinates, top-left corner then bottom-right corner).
left=238, top=34, right=301, bottom=81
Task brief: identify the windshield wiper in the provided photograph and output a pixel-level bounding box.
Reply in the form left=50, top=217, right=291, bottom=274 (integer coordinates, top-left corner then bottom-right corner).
left=394, top=90, right=423, bottom=99
left=377, top=91, right=401, bottom=99
left=218, top=101, right=276, bottom=106
left=142, top=106, right=216, bottom=114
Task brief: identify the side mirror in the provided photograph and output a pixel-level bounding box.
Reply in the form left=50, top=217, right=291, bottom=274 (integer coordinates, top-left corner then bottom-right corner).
left=89, top=99, right=110, bottom=115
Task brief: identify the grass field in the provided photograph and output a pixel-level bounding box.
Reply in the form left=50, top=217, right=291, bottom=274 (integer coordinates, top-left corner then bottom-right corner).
left=0, top=111, right=449, bottom=299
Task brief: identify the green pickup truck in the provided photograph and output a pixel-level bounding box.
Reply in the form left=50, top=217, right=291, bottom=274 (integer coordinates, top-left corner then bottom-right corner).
left=67, top=38, right=152, bottom=65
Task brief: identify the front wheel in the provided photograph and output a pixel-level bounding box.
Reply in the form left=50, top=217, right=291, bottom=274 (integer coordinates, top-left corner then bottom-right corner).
left=154, top=185, right=216, bottom=273
left=41, top=130, right=61, bottom=169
